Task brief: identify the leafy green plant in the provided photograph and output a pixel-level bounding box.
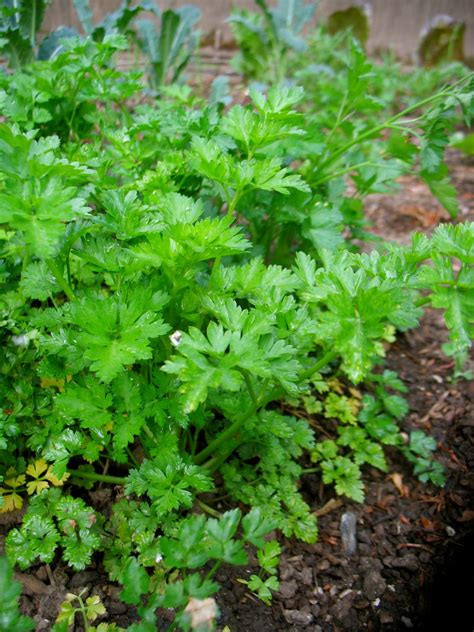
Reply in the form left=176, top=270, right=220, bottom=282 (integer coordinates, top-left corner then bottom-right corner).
left=0, top=0, right=53, bottom=67
left=53, top=590, right=116, bottom=632
left=73, top=0, right=157, bottom=43
left=136, top=5, right=201, bottom=90
left=0, top=35, right=142, bottom=139
left=229, top=0, right=316, bottom=83
left=0, top=16, right=473, bottom=631
left=0, top=557, right=34, bottom=632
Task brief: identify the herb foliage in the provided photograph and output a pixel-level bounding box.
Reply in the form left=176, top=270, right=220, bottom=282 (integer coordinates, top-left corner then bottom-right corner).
left=0, top=11, right=473, bottom=631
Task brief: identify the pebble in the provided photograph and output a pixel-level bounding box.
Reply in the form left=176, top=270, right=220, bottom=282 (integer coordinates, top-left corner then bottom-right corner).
left=295, top=566, right=313, bottom=586
left=279, top=579, right=298, bottom=600
left=316, top=559, right=331, bottom=571
left=107, top=601, right=127, bottom=615
left=380, top=610, right=394, bottom=624
left=68, top=570, right=99, bottom=588
left=283, top=609, right=314, bottom=626
left=329, top=591, right=355, bottom=621
left=363, top=568, right=387, bottom=600
left=390, top=555, right=419, bottom=572
left=340, top=511, right=358, bottom=556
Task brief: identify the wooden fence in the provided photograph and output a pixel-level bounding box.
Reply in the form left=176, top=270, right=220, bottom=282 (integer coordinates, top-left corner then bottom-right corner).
left=42, top=0, right=474, bottom=61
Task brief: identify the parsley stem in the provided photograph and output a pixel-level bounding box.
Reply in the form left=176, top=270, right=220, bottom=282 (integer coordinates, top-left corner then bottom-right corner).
left=299, top=350, right=337, bottom=381
left=46, top=259, right=75, bottom=301
left=312, top=160, right=398, bottom=186
left=142, top=423, right=156, bottom=441
left=194, top=413, right=250, bottom=465
left=202, top=442, right=238, bottom=471
left=194, top=372, right=261, bottom=466
left=197, top=499, right=221, bottom=518
left=204, top=560, right=222, bottom=583
left=68, top=469, right=127, bottom=485
left=243, top=371, right=259, bottom=409
left=126, top=447, right=140, bottom=468
left=416, top=295, right=432, bottom=307
left=315, top=86, right=460, bottom=176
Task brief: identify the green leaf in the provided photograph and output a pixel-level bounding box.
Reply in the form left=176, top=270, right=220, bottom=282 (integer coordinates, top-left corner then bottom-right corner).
left=0, top=124, right=90, bottom=257
left=246, top=574, right=279, bottom=604
left=407, top=430, right=437, bottom=459
left=423, top=169, right=459, bottom=218
left=54, top=377, right=112, bottom=429
left=327, top=5, right=371, bottom=45
left=451, top=132, right=474, bottom=156
left=137, top=6, right=200, bottom=87
left=256, top=540, right=281, bottom=574
left=125, top=457, right=213, bottom=516
left=120, top=558, right=150, bottom=605
left=73, top=0, right=94, bottom=35
left=242, top=508, right=277, bottom=547
left=321, top=456, right=364, bottom=502
left=206, top=509, right=247, bottom=564
left=419, top=224, right=474, bottom=371
left=71, top=291, right=170, bottom=382
left=6, top=515, right=60, bottom=568
left=37, top=26, right=79, bottom=60
left=159, top=515, right=209, bottom=569
left=0, top=557, right=35, bottom=632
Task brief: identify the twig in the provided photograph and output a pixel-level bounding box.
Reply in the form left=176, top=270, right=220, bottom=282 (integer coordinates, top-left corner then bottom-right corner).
left=313, top=498, right=343, bottom=518
left=397, top=542, right=433, bottom=553
left=418, top=391, right=450, bottom=425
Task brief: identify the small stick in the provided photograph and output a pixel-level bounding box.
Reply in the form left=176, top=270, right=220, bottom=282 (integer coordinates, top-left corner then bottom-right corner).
left=397, top=542, right=432, bottom=553
left=418, top=391, right=450, bottom=425
left=313, top=498, right=343, bottom=518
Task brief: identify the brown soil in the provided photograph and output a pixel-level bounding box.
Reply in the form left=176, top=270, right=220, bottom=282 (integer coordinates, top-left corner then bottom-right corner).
left=1, top=153, right=473, bottom=632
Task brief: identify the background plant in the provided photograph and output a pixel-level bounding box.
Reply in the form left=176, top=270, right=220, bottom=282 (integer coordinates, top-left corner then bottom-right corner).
left=229, top=0, right=316, bottom=83
left=136, top=5, right=202, bottom=91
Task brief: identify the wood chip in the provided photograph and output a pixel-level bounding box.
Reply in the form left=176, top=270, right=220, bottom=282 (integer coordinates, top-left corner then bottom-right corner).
left=313, top=498, right=343, bottom=518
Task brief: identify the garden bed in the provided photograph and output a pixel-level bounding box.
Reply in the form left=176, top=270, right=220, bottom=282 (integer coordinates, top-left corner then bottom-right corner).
left=2, top=151, right=472, bottom=632
left=1, top=3, right=473, bottom=631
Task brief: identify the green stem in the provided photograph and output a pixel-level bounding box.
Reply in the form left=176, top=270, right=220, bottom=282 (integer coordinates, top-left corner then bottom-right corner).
left=227, top=189, right=242, bottom=217
left=203, top=440, right=239, bottom=472
left=204, top=560, right=222, bottom=583
left=197, top=499, right=221, bottom=518
left=316, top=87, right=458, bottom=174
left=46, top=259, right=75, bottom=301
left=194, top=372, right=261, bottom=466
left=77, top=594, right=91, bottom=632
left=312, top=160, right=397, bottom=186
left=243, top=372, right=259, bottom=409
left=126, top=447, right=140, bottom=468
left=415, top=295, right=432, bottom=307
left=299, top=350, right=337, bottom=381
left=68, top=469, right=127, bottom=485
left=30, top=0, right=37, bottom=48
left=143, top=423, right=156, bottom=442
left=194, top=413, right=249, bottom=466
